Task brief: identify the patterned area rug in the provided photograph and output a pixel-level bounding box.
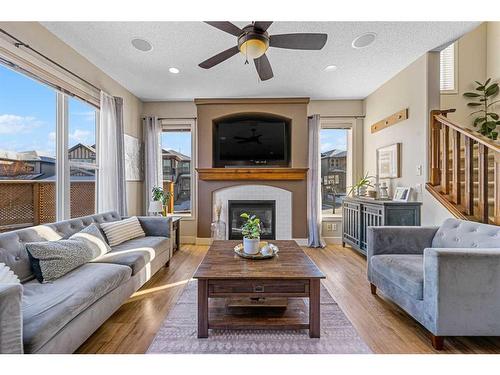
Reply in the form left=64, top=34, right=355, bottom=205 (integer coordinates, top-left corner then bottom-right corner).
left=147, top=281, right=372, bottom=354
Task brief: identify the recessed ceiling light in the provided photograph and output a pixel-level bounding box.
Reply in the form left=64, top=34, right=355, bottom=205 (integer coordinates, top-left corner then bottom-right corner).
left=131, top=38, right=153, bottom=52
left=352, top=32, right=377, bottom=49
left=169, top=67, right=180, bottom=74
left=324, top=65, right=338, bottom=72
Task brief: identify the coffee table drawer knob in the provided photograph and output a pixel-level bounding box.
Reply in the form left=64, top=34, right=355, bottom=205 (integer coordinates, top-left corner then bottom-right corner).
left=253, top=285, right=265, bottom=293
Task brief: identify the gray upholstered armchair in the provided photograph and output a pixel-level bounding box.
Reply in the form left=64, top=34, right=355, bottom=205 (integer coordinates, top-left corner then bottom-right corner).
left=367, top=218, right=500, bottom=350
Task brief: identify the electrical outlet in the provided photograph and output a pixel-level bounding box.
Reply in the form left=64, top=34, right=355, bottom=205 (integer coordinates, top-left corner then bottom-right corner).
left=416, top=165, right=423, bottom=176
left=326, top=223, right=332, bottom=231
left=332, top=223, right=337, bottom=231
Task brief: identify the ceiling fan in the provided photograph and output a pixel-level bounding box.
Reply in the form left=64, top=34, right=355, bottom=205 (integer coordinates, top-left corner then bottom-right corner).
left=198, top=21, right=328, bottom=81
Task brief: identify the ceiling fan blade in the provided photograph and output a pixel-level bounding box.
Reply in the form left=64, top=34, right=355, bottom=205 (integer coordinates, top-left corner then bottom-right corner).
left=199, top=46, right=240, bottom=69
left=269, top=33, right=328, bottom=50
left=254, top=54, right=273, bottom=81
left=253, top=21, right=273, bottom=31
left=204, top=21, right=242, bottom=37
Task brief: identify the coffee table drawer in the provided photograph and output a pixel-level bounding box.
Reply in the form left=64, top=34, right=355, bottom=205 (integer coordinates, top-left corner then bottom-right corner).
left=208, top=279, right=309, bottom=296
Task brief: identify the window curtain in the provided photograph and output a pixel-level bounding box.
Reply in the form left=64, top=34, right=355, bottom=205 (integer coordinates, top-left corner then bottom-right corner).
left=97, top=92, right=127, bottom=216
left=143, top=116, right=163, bottom=215
left=307, top=114, right=325, bottom=248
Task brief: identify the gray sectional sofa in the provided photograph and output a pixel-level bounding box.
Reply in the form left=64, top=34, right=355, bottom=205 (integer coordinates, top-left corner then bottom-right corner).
left=367, top=218, right=500, bottom=350
left=0, top=211, right=173, bottom=354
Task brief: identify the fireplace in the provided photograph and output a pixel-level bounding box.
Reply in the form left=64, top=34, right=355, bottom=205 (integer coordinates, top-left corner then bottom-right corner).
left=228, top=200, right=276, bottom=240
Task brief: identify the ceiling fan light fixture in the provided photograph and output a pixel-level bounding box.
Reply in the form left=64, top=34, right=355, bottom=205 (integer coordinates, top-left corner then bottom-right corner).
left=352, top=32, right=377, bottom=49
left=239, top=38, right=268, bottom=59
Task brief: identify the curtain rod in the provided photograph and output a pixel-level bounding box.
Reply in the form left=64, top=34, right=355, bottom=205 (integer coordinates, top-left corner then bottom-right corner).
left=0, top=28, right=101, bottom=92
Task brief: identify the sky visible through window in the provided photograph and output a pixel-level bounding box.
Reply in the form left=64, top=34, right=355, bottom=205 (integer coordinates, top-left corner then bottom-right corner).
left=320, top=128, right=347, bottom=153
left=161, top=131, right=191, bottom=157
left=0, top=64, right=95, bottom=157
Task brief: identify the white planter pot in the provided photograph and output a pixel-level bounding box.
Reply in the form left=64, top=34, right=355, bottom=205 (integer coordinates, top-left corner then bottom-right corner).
left=243, top=237, right=260, bottom=255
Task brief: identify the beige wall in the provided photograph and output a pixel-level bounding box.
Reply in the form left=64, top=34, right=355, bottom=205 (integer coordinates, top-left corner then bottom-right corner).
left=440, top=23, right=487, bottom=127
left=487, top=22, right=500, bottom=115
left=0, top=22, right=145, bottom=215
left=308, top=100, right=364, bottom=117
left=364, top=53, right=452, bottom=226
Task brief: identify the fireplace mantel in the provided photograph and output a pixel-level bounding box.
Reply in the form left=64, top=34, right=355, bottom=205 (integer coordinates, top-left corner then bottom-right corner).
left=196, top=168, right=308, bottom=181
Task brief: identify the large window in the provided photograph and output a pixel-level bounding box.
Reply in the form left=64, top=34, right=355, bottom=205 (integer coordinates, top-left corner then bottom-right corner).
left=161, top=119, right=195, bottom=216
left=0, top=63, right=98, bottom=232
left=440, top=42, right=457, bottom=93
left=320, top=126, right=349, bottom=218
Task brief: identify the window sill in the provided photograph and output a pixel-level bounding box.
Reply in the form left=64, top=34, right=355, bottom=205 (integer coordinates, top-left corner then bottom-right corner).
left=167, top=213, right=195, bottom=221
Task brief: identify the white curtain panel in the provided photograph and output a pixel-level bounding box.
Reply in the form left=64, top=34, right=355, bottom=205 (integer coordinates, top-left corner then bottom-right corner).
left=143, top=116, right=163, bottom=214
left=307, top=114, right=326, bottom=248
left=97, top=91, right=127, bottom=216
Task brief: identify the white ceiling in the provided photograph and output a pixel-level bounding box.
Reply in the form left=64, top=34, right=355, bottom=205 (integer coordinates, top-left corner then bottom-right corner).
left=42, top=22, right=479, bottom=101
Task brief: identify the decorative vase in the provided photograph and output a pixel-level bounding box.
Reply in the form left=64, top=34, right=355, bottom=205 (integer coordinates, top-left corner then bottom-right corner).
left=357, top=186, right=367, bottom=196
left=243, top=237, right=260, bottom=255
left=210, top=220, right=226, bottom=241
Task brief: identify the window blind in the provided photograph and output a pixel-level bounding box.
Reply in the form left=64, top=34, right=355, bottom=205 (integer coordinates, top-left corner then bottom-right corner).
left=440, top=43, right=456, bottom=92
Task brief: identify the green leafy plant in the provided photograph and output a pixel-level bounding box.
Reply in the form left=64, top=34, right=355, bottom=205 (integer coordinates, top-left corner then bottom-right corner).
left=240, top=213, right=261, bottom=239
left=347, top=172, right=375, bottom=196
left=151, top=186, right=171, bottom=206
left=463, top=78, right=500, bottom=140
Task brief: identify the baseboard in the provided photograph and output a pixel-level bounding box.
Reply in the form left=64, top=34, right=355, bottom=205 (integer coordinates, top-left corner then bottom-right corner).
left=293, top=238, right=309, bottom=246
left=323, top=236, right=342, bottom=245
left=180, top=235, right=196, bottom=244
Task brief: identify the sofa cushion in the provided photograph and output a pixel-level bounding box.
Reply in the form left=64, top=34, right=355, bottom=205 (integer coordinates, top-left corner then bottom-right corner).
left=100, top=216, right=146, bottom=247
left=25, top=224, right=113, bottom=283
left=432, top=218, right=500, bottom=249
left=92, top=236, right=169, bottom=275
left=0, top=211, right=121, bottom=283
left=22, top=262, right=131, bottom=353
left=371, top=254, right=424, bottom=300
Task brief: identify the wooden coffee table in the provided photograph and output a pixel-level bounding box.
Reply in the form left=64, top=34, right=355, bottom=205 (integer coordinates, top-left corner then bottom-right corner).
left=193, top=240, right=326, bottom=338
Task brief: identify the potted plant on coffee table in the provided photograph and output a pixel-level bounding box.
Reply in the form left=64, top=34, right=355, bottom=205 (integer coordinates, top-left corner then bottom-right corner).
left=240, top=213, right=262, bottom=255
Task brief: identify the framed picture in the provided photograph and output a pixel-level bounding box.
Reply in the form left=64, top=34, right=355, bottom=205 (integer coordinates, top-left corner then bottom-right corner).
left=377, top=143, right=401, bottom=179
left=393, top=187, right=411, bottom=202
left=124, top=134, right=144, bottom=181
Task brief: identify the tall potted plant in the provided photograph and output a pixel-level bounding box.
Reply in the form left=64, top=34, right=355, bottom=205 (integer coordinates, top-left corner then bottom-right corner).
left=463, top=78, right=500, bottom=140
left=151, top=186, right=172, bottom=216
left=240, top=213, right=262, bottom=255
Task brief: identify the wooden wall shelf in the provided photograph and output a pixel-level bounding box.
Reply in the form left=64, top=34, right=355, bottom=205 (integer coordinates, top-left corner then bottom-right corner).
left=196, top=168, right=308, bottom=181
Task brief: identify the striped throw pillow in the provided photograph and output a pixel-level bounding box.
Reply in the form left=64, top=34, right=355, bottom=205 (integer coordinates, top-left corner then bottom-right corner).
left=100, top=216, right=146, bottom=247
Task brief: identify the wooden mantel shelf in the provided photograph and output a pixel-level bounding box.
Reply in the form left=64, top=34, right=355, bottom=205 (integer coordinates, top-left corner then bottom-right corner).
left=196, top=168, right=308, bottom=181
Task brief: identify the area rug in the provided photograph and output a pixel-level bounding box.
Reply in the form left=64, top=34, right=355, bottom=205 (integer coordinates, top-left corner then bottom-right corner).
left=147, top=280, right=371, bottom=354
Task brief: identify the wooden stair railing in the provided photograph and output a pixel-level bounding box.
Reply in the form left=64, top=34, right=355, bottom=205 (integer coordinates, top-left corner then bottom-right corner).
left=427, top=109, right=500, bottom=225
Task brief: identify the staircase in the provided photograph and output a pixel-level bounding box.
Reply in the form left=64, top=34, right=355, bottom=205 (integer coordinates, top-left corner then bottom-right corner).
left=426, top=109, right=500, bottom=225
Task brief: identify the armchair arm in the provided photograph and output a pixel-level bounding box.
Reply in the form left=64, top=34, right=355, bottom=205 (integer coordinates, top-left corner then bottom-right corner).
left=367, top=226, right=439, bottom=258
left=0, top=283, right=23, bottom=354
left=423, top=247, right=500, bottom=335
left=136, top=216, right=171, bottom=238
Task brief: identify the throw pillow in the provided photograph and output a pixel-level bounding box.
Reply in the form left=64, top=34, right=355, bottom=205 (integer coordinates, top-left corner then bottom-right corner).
left=25, top=223, right=112, bottom=283
left=100, top=216, right=146, bottom=247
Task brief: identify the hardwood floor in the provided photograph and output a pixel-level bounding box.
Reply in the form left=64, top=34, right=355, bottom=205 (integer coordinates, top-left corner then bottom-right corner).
left=76, top=244, right=500, bottom=354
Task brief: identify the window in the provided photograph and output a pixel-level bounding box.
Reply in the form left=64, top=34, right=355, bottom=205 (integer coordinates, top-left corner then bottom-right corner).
left=0, top=63, right=57, bottom=231
left=440, top=43, right=457, bottom=93
left=0, top=62, right=99, bottom=232
left=320, top=126, right=349, bottom=217
left=68, top=96, right=98, bottom=218
left=161, top=119, right=195, bottom=216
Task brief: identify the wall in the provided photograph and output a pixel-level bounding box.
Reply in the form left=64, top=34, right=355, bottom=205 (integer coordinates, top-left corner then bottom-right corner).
left=487, top=22, right=500, bottom=115
left=0, top=22, right=144, bottom=215
left=440, top=23, right=487, bottom=127
left=364, top=53, right=452, bottom=226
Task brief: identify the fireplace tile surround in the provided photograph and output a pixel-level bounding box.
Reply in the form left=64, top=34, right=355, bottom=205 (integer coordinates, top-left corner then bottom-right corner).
left=213, top=185, right=292, bottom=240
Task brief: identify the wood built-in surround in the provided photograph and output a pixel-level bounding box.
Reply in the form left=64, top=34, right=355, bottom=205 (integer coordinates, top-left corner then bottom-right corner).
left=196, top=97, right=310, bottom=239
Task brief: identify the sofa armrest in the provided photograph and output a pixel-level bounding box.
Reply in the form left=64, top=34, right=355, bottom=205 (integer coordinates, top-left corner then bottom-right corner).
left=423, top=247, right=500, bottom=335
left=0, top=283, right=23, bottom=354
left=136, top=216, right=171, bottom=238
left=367, top=226, right=439, bottom=258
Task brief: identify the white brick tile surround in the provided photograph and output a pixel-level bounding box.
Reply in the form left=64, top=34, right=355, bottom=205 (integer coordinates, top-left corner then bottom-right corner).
left=213, top=185, right=292, bottom=240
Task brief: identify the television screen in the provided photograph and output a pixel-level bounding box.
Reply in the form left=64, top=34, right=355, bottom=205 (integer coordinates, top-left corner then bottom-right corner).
left=214, top=117, right=290, bottom=166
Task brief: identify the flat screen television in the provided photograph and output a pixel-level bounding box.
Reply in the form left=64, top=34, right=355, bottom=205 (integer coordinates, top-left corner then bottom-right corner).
left=213, top=115, right=291, bottom=167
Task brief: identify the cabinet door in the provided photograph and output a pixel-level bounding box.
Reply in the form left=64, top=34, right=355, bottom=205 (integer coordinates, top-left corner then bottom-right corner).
left=361, top=204, right=384, bottom=251
left=385, top=206, right=420, bottom=226
left=343, top=202, right=361, bottom=248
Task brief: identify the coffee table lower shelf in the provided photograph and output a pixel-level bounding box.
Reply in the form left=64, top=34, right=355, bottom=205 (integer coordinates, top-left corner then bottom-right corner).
left=196, top=278, right=321, bottom=338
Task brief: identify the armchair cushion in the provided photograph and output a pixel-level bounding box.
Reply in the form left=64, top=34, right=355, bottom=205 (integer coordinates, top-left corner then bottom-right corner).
left=371, top=254, right=424, bottom=300
left=367, top=226, right=439, bottom=257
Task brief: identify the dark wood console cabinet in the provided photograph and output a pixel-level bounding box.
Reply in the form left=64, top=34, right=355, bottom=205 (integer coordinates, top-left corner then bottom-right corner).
left=342, top=197, right=422, bottom=255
